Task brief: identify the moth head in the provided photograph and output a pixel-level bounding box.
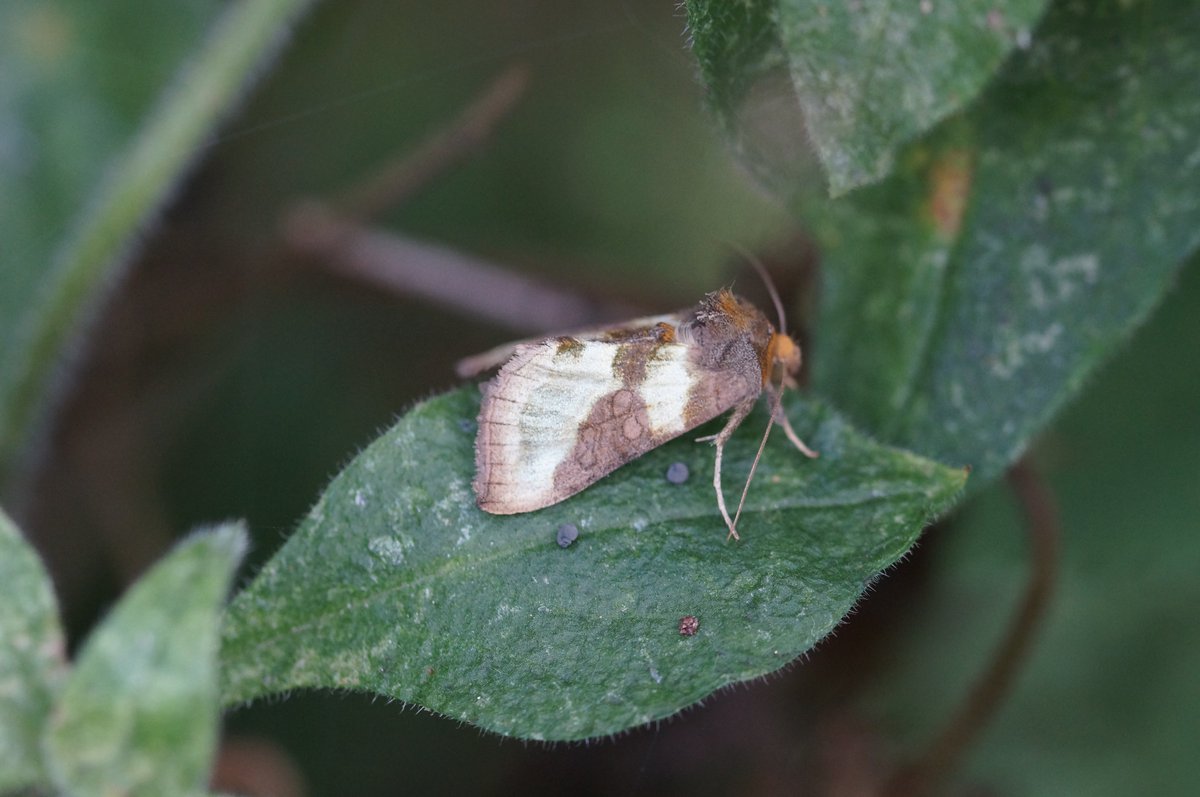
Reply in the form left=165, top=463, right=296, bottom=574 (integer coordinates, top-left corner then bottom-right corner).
left=722, top=244, right=801, bottom=382
left=765, top=331, right=802, bottom=384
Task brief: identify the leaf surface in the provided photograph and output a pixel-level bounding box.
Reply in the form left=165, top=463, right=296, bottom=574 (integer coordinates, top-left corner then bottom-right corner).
left=812, top=0, right=1200, bottom=482
left=687, top=0, right=1047, bottom=194
left=0, top=507, right=66, bottom=791
left=43, top=525, right=246, bottom=797
left=691, top=0, right=1200, bottom=484
left=220, top=388, right=964, bottom=740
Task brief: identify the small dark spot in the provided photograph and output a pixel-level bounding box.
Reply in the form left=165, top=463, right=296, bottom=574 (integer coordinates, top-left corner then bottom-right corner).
left=666, top=462, right=690, bottom=484
left=679, top=615, right=699, bottom=636
left=556, top=523, right=579, bottom=548
left=458, top=418, right=477, bottom=434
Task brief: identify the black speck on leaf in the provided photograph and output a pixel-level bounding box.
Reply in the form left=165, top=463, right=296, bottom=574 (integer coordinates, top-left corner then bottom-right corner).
left=556, top=523, right=579, bottom=548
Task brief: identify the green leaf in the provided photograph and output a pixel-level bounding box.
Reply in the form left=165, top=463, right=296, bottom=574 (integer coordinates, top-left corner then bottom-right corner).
left=686, top=0, right=819, bottom=198
left=874, top=258, right=1200, bottom=794
left=0, top=0, right=216, bottom=323
left=812, top=0, right=1200, bottom=484
left=0, top=0, right=316, bottom=473
left=777, top=0, right=1047, bottom=195
left=0, top=506, right=66, bottom=792
left=687, top=0, right=785, bottom=119
left=220, top=388, right=964, bottom=741
left=43, top=524, right=247, bottom=797
left=686, top=0, right=1047, bottom=195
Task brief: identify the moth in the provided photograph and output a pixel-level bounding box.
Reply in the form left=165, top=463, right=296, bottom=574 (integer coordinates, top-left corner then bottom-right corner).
left=458, top=271, right=818, bottom=539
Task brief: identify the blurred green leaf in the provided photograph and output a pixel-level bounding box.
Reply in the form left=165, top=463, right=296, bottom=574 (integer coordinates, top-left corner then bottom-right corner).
left=43, top=524, right=247, bottom=797
left=0, top=506, right=66, bottom=792
left=0, top=0, right=215, bottom=305
left=686, top=0, right=1046, bottom=195
left=812, top=0, right=1200, bottom=484
left=220, top=387, right=964, bottom=740
left=688, top=0, right=1199, bottom=486
left=776, top=0, right=1047, bottom=194
left=687, top=0, right=784, bottom=121
left=874, top=257, right=1200, bottom=795
left=0, top=0, right=315, bottom=474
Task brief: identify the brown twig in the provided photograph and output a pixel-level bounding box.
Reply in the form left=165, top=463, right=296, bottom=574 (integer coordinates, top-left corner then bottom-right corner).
left=211, top=736, right=307, bottom=797
left=887, top=458, right=1060, bottom=796
left=278, top=63, right=645, bottom=333
left=332, top=64, right=530, bottom=222
left=282, top=205, right=640, bottom=332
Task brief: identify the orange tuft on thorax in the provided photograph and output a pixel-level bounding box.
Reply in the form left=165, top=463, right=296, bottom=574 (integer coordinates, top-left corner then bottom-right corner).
left=715, top=289, right=756, bottom=329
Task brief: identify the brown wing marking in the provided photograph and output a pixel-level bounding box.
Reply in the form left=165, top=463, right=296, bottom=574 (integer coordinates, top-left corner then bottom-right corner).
left=455, top=312, right=684, bottom=377
left=549, top=362, right=761, bottom=504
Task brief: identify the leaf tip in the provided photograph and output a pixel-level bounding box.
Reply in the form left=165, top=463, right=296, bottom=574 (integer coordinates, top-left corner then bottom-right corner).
left=192, top=520, right=250, bottom=564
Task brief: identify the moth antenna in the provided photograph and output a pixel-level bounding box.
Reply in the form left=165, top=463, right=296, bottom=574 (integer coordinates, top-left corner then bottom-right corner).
left=729, top=364, right=796, bottom=532
left=722, top=240, right=788, bottom=335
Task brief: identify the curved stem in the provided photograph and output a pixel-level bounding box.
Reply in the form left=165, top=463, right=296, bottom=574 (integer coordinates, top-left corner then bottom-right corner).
left=0, top=0, right=316, bottom=474
left=332, top=65, right=529, bottom=221
left=887, top=458, right=1060, bottom=796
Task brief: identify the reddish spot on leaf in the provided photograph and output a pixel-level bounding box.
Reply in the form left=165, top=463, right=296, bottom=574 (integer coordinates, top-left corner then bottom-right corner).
left=927, top=149, right=973, bottom=239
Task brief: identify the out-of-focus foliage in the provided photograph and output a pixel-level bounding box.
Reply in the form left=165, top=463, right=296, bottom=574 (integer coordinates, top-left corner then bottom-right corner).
left=0, top=0, right=314, bottom=470
left=874, top=259, right=1200, bottom=796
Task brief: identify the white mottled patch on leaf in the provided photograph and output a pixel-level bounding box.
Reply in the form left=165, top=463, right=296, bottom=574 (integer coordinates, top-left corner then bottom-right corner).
left=991, top=323, right=1064, bottom=378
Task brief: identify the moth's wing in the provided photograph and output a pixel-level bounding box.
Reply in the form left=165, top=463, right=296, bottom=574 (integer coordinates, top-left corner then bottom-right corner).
left=456, top=340, right=536, bottom=379
left=473, top=335, right=761, bottom=514
left=455, top=313, right=681, bottom=378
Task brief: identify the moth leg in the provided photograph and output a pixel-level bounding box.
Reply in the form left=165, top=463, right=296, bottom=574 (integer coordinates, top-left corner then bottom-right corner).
left=766, top=384, right=819, bottom=459
left=696, top=398, right=757, bottom=541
